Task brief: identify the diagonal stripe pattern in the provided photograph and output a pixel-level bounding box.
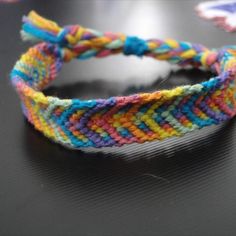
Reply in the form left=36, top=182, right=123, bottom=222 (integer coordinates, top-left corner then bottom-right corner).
left=10, top=11, right=236, bottom=148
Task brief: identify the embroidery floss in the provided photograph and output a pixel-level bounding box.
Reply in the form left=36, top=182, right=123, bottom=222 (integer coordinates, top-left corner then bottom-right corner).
left=11, top=11, right=236, bottom=148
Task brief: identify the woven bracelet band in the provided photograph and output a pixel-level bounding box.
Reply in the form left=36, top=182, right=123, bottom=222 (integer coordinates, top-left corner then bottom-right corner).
left=11, top=11, right=236, bottom=148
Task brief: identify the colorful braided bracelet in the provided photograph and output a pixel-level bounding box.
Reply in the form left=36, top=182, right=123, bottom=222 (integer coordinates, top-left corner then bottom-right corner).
left=11, top=11, right=236, bottom=148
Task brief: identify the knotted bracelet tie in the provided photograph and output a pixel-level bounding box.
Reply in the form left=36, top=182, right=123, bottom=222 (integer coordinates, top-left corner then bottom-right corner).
left=11, top=11, right=236, bottom=148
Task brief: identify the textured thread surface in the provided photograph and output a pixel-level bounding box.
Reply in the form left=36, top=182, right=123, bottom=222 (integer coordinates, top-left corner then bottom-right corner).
left=11, top=11, right=236, bottom=148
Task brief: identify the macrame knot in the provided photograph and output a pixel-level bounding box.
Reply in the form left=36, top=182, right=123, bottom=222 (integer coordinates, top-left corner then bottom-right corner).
left=57, top=26, right=81, bottom=47
left=57, top=27, right=70, bottom=46
left=123, top=36, right=148, bottom=57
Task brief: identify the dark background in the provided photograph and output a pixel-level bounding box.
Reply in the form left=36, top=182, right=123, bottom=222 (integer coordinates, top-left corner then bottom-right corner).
left=1, top=0, right=236, bottom=235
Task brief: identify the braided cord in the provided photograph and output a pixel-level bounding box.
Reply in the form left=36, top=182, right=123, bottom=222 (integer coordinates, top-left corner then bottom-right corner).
left=11, top=11, right=236, bottom=148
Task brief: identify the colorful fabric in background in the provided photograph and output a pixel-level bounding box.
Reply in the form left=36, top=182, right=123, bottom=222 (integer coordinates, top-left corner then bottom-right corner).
left=0, top=0, right=22, bottom=3
left=196, top=0, right=236, bottom=32
left=11, top=11, right=236, bottom=149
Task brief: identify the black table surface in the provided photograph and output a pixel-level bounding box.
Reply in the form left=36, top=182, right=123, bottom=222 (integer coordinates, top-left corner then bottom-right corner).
left=1, top=0, right=236, bottom=235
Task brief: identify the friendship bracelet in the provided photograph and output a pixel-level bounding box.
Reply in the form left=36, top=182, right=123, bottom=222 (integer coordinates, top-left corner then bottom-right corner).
left=11, top=11, right=236, bottom=148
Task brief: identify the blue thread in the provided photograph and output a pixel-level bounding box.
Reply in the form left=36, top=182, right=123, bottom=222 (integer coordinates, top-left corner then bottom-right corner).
left=23, top=23, right=58, bottom=44
left=57, top=28, right=69, bottom=46
left=11, top=70, right=33, bottom=85
left=124, top=36, right=148, bottom=57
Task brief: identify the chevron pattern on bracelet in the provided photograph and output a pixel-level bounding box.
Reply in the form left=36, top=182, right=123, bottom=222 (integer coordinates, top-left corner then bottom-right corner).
left=11, top=11, right=236, bottom=148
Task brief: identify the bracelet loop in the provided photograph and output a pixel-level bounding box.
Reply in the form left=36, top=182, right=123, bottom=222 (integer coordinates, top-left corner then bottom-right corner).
left=11, top=11, right=236, bottom=148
